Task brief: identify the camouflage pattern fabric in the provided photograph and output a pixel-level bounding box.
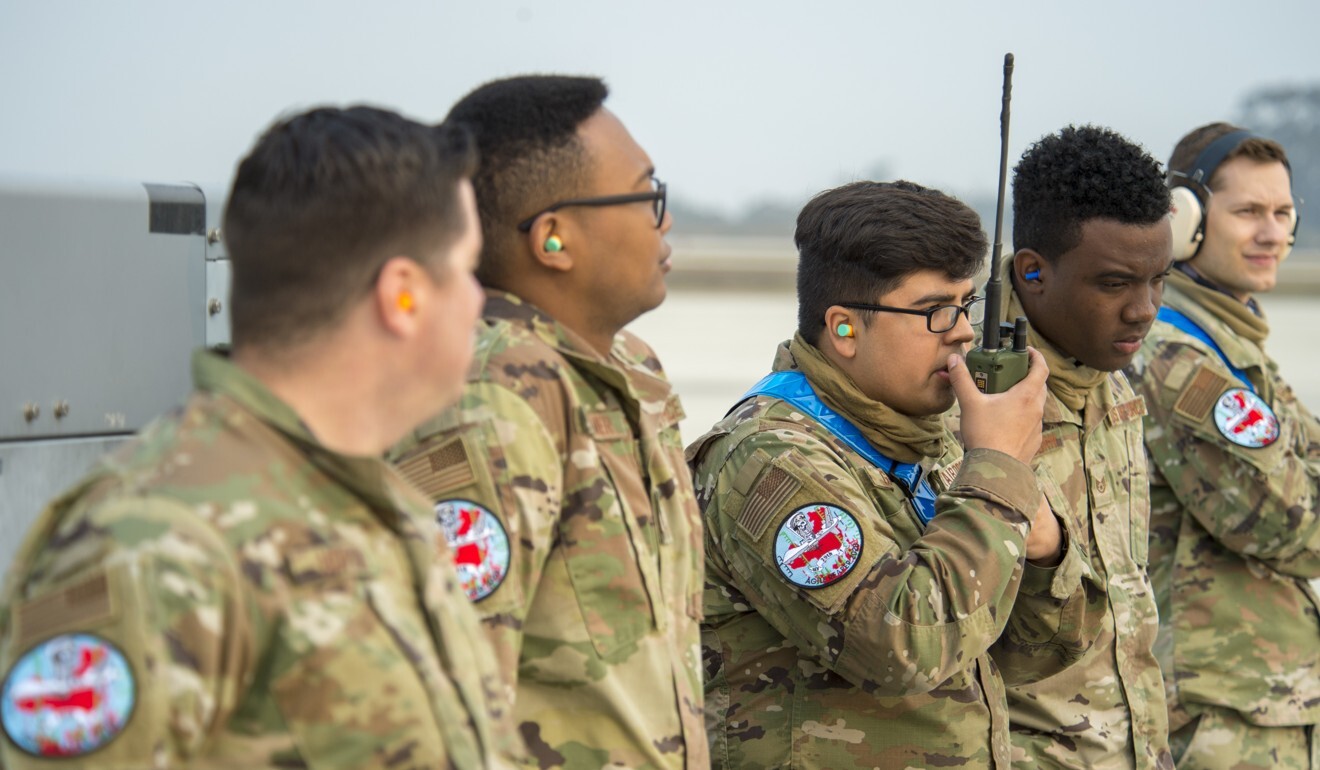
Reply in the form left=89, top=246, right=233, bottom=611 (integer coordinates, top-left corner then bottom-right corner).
left=390, top=291, right=707, bottom=770
left=1169, top=706, right=1317, bottom=770
left=688, top=341, right=1093, bottom=770
left=972, top=285, right=1172, bottom=770
left=1125, top=278, right=1320, bottom=765
left=0, top=350, right=521, bottom=770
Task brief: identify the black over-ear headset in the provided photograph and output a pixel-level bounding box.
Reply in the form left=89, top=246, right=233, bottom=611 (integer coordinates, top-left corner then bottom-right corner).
left=1168, top=130, right=1299, bottom=261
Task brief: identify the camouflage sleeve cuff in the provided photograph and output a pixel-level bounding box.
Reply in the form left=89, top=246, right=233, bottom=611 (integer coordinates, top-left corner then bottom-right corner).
left=948, top=448, right=1041, bottom=527
left=1024, top=528, right=1086, bottom=601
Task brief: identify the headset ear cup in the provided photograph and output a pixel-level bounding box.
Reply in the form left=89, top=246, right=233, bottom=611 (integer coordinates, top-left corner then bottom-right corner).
left=1169, top=186, right=1206, bottom=261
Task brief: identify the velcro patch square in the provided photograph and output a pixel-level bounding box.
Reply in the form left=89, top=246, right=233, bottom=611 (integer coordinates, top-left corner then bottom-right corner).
left=1035, top=433, right=1064, bottom=457
left=1107, top=397, right=1148, bottom=426
left=581, top=408, right=632, bottom=441
left=16, top=571, right=115, bottom=649
left=396, top=437, right=476, bottom=498
left=936, top=457, right=964, bottom=489
left=738, top=465, right=801, bottom=541
left=1175, top=367, right=1234, bottom=423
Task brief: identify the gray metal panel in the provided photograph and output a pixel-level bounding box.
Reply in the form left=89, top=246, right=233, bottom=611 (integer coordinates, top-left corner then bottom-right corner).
left=0, top=435, right=130, bottom=576
left=0, top=177, right=211, bottom=440
left=206, top=259, right=232, bottom=347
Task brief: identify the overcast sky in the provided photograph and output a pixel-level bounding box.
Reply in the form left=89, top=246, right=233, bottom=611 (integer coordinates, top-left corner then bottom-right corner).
left=3, top=1, right=1318, bottom=216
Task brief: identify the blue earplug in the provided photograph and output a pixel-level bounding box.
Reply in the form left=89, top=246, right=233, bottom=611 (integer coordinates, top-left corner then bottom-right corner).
left=1024, top=269, right=1041, bottom=282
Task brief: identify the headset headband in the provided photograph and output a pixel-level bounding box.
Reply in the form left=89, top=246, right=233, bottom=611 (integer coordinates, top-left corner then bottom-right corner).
left=1170, top=129, right=1291, bottom=203
left=1171, top=130, right=1256, bottom=196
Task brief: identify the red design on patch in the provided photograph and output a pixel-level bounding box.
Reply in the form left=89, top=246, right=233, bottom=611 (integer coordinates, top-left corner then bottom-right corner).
left=1214, top=388, right=1279, bottom=448
left=774, top=504, right=864, bottom=588
left=785, top=508, right=844, bottom=569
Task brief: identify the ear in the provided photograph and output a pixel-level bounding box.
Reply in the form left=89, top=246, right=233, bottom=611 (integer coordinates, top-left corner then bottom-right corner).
left=823, top=306, right=860, bottom=360
left=374, top=256, right=427, bottom=338
left=526, top=213, right=574, bottom=272
left=1012, top=249, right=1048, bottom=296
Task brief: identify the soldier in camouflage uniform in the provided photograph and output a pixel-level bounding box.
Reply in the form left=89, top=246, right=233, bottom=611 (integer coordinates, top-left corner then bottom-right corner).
left=0, top=108, right=522, bottom=768
left=976, top=125, right=1175, bottom=769
left=389, top=76, right=706, bottom=769
left=689, top=180, right=1090, bottom=769
left=1125, top=124, right=1320, bottom=769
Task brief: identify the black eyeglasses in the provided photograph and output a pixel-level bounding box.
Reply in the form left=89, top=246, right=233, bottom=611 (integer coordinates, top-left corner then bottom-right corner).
left=516, top=177, right=666, bottom=232
left=839, top=296, right=985, bottom=334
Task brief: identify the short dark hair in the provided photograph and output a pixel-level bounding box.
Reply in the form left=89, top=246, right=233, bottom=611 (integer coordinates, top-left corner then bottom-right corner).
left=795, top=180, right=987, bottom=346
left=1168, top=121, right=1290, bottom=191
left=1013, top=125, right=1169, bottom=261
left=444, top=75, right=608, bottom=284
left=223, top=106, right=476, bottom=351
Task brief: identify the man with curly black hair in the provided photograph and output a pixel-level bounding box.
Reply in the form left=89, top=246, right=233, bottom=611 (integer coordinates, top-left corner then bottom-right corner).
left=389, top=75, right=706, bottom=769
left=988, top=125, right=1175, bottom=769
left=1125, top=125, right=1318, bottom=770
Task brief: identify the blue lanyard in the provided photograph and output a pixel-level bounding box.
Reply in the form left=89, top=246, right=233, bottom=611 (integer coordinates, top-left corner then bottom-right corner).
left=739, top=370, right=939, bottom=525
left=1155, top=307, right=1255, bottom=393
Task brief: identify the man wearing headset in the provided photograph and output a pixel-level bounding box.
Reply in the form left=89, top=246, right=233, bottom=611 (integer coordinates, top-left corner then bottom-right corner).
left=1125, top=123, right=1318, bottom=769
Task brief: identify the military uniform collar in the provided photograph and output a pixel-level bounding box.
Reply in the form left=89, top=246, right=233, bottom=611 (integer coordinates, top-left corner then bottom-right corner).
left=1161, top=280, right=1268, bottom=374
left=1175, top=262, right=1262, bottom=316
left=191, top=348, right=424, bottom=528
left=482, top=289, right=667, bottom=406
left=1041, top=370, right=1128, bottom=432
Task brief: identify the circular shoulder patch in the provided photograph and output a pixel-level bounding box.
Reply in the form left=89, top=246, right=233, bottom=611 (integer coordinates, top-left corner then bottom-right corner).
left=1, top=633, right=136, bottom=758
left=435, top=499, right=511, bottom=602
left=773, top=503, right=864, bottom=589
left=1213, top=388, right=1280, bottom=448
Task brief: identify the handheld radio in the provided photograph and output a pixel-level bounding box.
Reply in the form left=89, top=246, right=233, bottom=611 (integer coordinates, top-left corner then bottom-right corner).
left=965, top=53, right=1030, bottom=394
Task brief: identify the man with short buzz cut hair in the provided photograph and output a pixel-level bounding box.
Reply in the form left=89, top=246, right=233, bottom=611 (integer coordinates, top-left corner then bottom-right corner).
left=988, top=124, right=1174, bottom=770
left=1125, top=123, right=1319, bottom=769
left=390, top=75, right=706, bottom=768
left=0, top=106, right=523, bottom=768
left=689, top=179, right=1092, bottom=769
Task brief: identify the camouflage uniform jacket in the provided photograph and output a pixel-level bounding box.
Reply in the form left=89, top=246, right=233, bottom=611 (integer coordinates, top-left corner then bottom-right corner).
left=1000, top=359, right=1171, bottom=770
left=0, top=350, right=520, bottom=769
left=1125, top=279, right=1320, bottom=729
left=688, top=342, right=1094, bottom=770
left=391, top=291, right=707, bottom=770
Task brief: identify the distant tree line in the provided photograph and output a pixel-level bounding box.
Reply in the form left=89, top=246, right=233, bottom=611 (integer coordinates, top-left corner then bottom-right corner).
left=1237, top=84, right=1319, bottom=249
left=672, top=83, right=1318, bottom=252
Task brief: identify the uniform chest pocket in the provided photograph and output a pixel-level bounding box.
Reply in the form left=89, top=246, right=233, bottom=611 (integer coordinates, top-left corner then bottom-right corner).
left=270, top=544, right=455, bottom=769
left=560, top=408, right=659, bottom=658
left=1038, top=469, right=1093, bottom=562
left=858, top=466, right=922, bottom=548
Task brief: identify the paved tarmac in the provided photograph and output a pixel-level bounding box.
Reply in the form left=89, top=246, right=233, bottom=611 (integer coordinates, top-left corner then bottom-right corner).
left=632, top=288, right=1320, bottom=444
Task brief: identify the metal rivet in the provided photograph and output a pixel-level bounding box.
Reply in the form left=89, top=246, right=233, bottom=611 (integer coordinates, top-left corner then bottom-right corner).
left=22, top=403, right=40, bottom=422
left=53, top=400, right=70, bottom=419
left=207, top=228, right=221, bottom=245
left=208, top=298, right=223, bottom=316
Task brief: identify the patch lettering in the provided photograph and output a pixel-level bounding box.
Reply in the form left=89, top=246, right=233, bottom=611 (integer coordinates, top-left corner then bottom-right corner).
left=435, top=499, right=511, bottom=601
left=1, top=633, right=136, bottom=758
left=773, top=503, right=863, bottom=589
left=1213, top=388, right=1280, bottom=448
left=936, top=457, right=965, bottom=489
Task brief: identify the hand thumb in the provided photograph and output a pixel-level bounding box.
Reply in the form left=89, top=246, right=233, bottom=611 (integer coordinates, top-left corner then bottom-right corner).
left=947, top=354, right=979, bottom=405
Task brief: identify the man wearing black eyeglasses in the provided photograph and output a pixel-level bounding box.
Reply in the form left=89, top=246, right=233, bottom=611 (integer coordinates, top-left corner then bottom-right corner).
left=389, top=75, right=705, bottom=769
left=687, top=180, right=1078, bottom=768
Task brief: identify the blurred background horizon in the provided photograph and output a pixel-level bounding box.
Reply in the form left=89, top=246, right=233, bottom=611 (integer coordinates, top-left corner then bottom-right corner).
left=4, top=1, right=1320, bottom=245
left=4, top=0, right=1320, bottom=442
